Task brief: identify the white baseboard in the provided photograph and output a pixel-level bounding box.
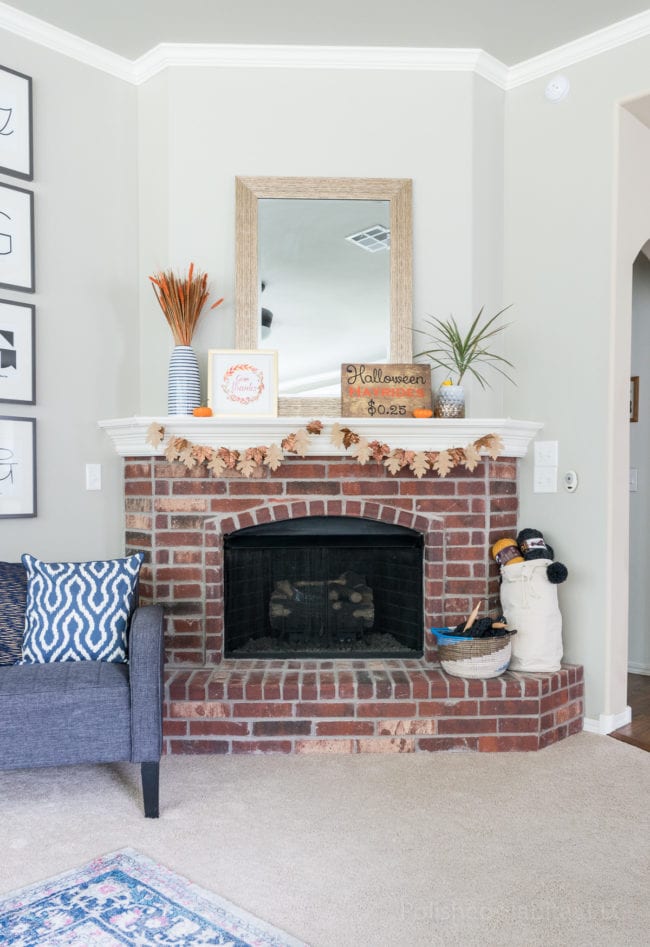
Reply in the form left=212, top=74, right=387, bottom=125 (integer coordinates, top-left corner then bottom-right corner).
left=583, top=706, right=632, bottom=734
left=627, top=662, right=650, bottom=675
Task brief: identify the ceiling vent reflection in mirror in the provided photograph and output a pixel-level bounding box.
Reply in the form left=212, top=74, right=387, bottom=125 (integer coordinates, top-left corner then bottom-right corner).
left=346, top=224, right=391, bottom=252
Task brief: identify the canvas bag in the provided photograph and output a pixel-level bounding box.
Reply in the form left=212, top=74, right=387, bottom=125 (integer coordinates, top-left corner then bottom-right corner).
left=498, top=559, right=563, bottom=672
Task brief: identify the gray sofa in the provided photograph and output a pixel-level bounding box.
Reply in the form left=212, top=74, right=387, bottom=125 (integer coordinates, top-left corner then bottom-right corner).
left=0, top=564, right=165, bottom=818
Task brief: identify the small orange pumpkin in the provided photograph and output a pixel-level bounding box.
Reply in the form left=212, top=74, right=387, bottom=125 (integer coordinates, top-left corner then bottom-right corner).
left=412, top=408, right=433, bottom=418
left=192, top=406, right=213, bottom=417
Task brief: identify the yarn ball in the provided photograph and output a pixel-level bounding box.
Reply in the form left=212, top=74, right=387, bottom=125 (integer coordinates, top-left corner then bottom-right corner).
left=546, top=561, right=568, bottom=584
left=517, top=527, right=553, bottom=560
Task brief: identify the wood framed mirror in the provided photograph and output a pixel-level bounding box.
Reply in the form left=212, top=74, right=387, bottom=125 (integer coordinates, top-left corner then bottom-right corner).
left=235, top=176, right=413, bottom=416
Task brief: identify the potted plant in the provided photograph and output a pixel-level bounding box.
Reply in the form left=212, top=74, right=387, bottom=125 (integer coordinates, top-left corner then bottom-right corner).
left=414, top=305, right=514, bottom=417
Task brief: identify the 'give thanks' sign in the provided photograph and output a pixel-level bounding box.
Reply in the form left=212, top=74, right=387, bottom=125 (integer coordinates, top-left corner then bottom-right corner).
left=341, top=363, right=432, bottom=418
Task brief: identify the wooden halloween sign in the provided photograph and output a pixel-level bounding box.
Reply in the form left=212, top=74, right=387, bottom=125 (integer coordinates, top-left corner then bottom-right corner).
left=341, top=363, right=432, bottom=418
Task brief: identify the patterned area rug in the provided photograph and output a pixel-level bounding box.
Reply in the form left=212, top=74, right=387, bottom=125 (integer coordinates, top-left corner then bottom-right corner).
left=0, top=849, right=308, bottom=946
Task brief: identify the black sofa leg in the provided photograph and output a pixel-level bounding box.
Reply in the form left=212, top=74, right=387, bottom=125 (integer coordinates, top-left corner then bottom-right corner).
left=141, top=762, right=159, bottom=818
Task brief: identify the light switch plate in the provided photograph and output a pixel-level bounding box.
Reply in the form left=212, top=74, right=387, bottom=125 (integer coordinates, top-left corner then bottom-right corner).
left=533, top=467, right=558, bottom=493
left=85, top=463, right=102, bottom=491
left=534, top=440, right=559, bottom=467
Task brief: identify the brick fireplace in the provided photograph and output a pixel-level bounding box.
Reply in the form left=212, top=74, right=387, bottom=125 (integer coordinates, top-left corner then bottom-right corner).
left=107, top=416, right=583, bottom=755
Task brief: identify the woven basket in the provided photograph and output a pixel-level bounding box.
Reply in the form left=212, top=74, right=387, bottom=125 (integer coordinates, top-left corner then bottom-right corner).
left=431, top=628, right=517, bottom=679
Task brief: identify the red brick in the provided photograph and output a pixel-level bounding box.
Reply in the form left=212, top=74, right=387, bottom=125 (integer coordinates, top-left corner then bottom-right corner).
left=478, top=734, right=539, bottom=751
left=296, top=702, right=355, bottom=717
left=419, top=700, right=478, bottom=716
left=125, top=481, right=153, bottom=496
left=172, top=480, right=226, bottom=494
left=169, top=740, right=229, bottom=754
left=555, top=700, right=583, bottom=724
left=418, top=736, right=480, bottom=751
left=290, top=482, right=341, bottom=495
left=295, top=739, right=354, bottom=753
left=233, top=702, right=293, bottom=718
left=162, top=720, right=188, bottom=736
left=157, top=531, right=203, bottom=547
left=357, top=701, right=417, bottom=717
left=271, top=464, right=327, bottom=479
left=253, top=720, right=312, bottom=736
left=357, top=737, right=416, bottom=752
left=498, top=717, right=540, bottom=733
left=479, top=699, right=539, bottom=716
left=438, top=717, right=497, bottom=734
left=189, top=721, right=249, bottom=736
left=540, top=689, right=570, bottom=713
left=316, top=721, right=375, bottom=736
left=232, top=740, right=292, bottom=753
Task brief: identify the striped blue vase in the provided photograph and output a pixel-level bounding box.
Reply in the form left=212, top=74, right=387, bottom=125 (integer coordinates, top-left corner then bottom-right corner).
left=167, top=345, right=201, bottom=415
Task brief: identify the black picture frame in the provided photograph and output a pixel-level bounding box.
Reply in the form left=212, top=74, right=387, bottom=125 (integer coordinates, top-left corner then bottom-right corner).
left=0, top=298, right=35, bottom=404
left=0, top=181, right=34, bottom=293
left=0, top=63, right=33, bottom=181
left=0, top=414, right=36, bottom=518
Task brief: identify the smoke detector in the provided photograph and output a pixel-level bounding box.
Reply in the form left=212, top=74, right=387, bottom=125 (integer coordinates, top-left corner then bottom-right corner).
left=545, top=75, right=570, bottom=103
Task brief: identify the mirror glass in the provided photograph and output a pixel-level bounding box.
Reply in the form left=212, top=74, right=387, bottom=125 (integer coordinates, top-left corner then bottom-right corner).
left=258, top=198, right=390, bottom=397
left=236, top=177, right=412, bottom=416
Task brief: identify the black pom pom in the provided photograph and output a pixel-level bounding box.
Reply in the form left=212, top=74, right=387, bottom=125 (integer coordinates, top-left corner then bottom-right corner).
left=547, top=561, right=568, bottom=584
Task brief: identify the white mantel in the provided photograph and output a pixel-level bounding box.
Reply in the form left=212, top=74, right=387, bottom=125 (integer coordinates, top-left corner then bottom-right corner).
left=99, top=416, right=543, bottom=458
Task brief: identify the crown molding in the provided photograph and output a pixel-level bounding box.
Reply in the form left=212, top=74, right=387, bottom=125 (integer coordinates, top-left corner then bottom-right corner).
left=507, top=9, right=650, bottom=88
left=131, top=43, right=509, bottom=87
left=1, top=1, right=650, bottom=90
left=0, top=0, right=132, bottom=81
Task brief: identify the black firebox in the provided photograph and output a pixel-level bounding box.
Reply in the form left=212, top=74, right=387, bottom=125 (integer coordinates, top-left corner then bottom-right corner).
left=224, top=516, right=423, bottom=658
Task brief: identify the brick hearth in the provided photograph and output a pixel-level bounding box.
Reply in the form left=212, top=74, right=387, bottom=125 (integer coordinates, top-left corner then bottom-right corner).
left=122, top=452, right=584, bottom=752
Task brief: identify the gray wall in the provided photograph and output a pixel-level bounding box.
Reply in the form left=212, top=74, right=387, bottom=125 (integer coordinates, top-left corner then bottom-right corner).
left=137, top=68, right=506, bottom=417
left=629, top=254, right=650, bottom=672
left=0, top=34, right=139, bottom=562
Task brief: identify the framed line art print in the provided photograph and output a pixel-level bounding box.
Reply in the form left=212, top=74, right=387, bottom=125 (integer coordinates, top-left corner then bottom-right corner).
left=0, top=299, right=35, bottom=404
left=208, top=349, right=278, bottom=417
left=0, top=64, right=33, bottom=181
left=0, top=415, right=36, bottom=518
left=0, top=182, right=34, bottom=292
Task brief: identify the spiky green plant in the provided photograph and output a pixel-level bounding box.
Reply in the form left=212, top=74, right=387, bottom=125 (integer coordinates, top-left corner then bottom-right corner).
left=414, top=305, right=515, bottom=388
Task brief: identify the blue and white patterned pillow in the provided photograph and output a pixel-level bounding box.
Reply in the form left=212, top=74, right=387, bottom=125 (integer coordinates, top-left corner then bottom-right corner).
left=0, top=561, right=27, bottom=666
left=20, top=553, right=144, bottom=664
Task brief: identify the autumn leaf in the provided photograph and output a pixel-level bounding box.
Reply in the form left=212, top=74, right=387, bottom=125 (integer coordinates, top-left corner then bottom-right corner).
left=340, top=427, right=359, bottom=449
left=264, top=443, right=284, bottom=471
left=219, top=448, right=240, bottom=469
left=237, top=456, right=257, bottom=477
left=146, top=422, right=165, bottom=448
left=281, top=432, right=297, bottom=453
left=369, top=440, right=391, bottom=463
left=385, top=449, right=405, bottom=475
left=433, top=449, right=453, bottom=477
left=179, top=445, right=196, bottom=468
left=485, top=434, right=503, bottom=460
left=410, top=451, right=429, bottom=479
left=462, top=443, right=481, bottom=471
left=293, top=429, right=310, bottom=456
left=165, top=437, right=186, bottom=462
left=349, top=436, right=372, bottom=465
left=306, top=420, right=323, bottom=435
left=207, top=453, right=227, bottom=476
left=192, top=445, right=214, bottom=466
left=330, top=423, right=345, bottom=449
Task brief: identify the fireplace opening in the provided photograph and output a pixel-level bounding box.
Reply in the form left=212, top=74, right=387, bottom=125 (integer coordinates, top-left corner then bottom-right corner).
left=224, top=516, right=424, bottom=658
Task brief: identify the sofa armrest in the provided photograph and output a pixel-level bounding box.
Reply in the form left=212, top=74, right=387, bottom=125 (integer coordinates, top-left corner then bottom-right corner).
left=128, top=604, right=164, bottom=763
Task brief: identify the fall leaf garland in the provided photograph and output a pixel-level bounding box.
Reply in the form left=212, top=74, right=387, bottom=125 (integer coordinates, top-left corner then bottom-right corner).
left=145, top=420, right=502, bottom=479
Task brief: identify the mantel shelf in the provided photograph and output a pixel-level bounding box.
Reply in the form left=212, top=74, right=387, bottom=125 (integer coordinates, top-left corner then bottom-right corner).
left=98, top=416, right=543, bottom=458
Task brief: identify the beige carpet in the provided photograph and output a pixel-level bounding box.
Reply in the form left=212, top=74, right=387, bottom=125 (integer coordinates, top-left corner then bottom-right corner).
left=0, top=733, right=648, bottom=946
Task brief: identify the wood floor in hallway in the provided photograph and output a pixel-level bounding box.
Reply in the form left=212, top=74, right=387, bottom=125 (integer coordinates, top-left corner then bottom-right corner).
left=610, top=673, right=650, bottom=752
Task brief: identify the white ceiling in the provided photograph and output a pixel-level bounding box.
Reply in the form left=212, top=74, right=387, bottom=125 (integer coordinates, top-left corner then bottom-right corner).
left=3, top=0, right=650, bottom=65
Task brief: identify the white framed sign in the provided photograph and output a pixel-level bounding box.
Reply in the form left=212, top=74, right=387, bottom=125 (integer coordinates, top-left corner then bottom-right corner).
left=0, top=415, right=36, bottom=518
left=0, top=63, right=33, bottom=180
left=0, top=299, right=35, bottom=404
left=208, top=349, right=278, bottom=417
left=0, top=182, right=34, bottom=293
